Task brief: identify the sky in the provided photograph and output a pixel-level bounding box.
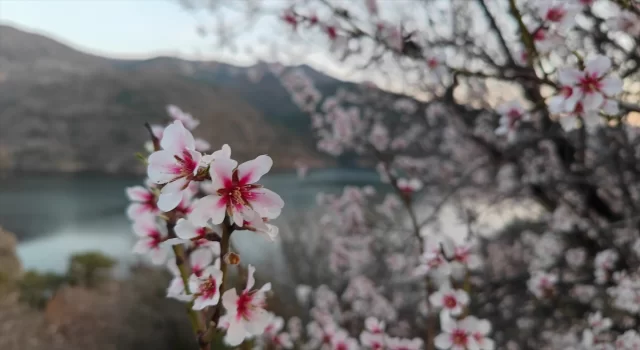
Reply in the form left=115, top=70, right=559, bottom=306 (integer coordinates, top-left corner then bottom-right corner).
left=0, top=0, right=351, bottom=79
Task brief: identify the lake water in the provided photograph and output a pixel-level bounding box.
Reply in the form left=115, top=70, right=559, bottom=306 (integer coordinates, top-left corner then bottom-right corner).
left=0, top=169, right=382, bottom=274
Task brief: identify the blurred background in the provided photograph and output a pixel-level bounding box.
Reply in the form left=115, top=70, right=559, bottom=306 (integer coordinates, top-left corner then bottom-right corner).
left=0, top=1, right=408, bottom=349
left=4, top=1, right=637, bottom=350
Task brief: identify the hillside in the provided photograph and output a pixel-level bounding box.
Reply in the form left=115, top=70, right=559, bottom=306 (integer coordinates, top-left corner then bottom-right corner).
left=0, top=25, right=332, bottom=174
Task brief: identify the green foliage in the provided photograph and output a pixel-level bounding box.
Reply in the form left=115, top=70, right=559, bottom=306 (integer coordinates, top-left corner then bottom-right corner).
left=18, top=270, right=67, bottom=309
left=67, top=251, right=116, bottom=288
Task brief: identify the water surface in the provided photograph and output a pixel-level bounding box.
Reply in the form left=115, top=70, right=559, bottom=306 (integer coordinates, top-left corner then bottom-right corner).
left=0, top=169, right=381, bottom=273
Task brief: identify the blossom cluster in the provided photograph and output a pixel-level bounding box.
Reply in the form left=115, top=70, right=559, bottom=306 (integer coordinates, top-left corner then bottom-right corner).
left=126, top=105, right=284, bottom=346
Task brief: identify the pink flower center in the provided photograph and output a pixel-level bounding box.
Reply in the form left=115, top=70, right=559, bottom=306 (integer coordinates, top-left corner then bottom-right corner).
left=473, top=332, right=483, bottom=342
left=335, top=342, right=348, bottom=350
left=192, top=265, right=203, bottom=278
left=327, top=26, right=338, bottom=40
left=283, top=13, right=297, bottom=27
left=198, top=276, right=218, bottom=300
left=147, top=231, right=162, bottom=248
left=172, top=150, right=199, bottom=177
left=427, top=58, right=439, bottom=69
left=546, top=7, right=566, bottom=22
left=444, top=295, right=458, bottom=309
left=217, top=171, right=262, bottom=213
left=532, top=28, right=546, bottom=41
left=452, top=329, right=468, bottom=346
left=195, top=227, right=207, bottom=239
left=578, top=73, right=602, bottom=93
left=236, top=292, right=255, bottom=321
left=322, top=333, right=332, bottom=344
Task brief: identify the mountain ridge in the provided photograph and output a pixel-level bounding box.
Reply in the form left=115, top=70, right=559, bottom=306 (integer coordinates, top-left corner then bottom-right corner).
left=0, top=24, right=344, bottom=174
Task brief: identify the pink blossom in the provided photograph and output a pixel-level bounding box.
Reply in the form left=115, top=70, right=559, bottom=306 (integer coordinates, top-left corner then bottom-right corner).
left=221, top=265, right=273, bottom=346
left=241, top=208, right=280, bottom=241
left=189, top=264, right=224, bottom=310
left=190, top=155, right=284, bottom=227
left=365, top=317, right=385, bottom=334
left=527, top=271, right=557, bottom=299
left=397, top=178, right=423, bottom=194
left=429, top=285, right=470, bottom=316
left=537, top=0, right=579, bottom=30
left=462, top=316, right=495, bottom=350
left=166, top=258, right=191, bottom=302
left=132, top=215, right=168, bottom=265
left=166, top=105, right=200, bottom=130
left=360, top=331, right=384, bottom=350
left=555, top=56, right=623, bottom=112
left=434, top=314, right=478, bottom=350
left=606, top=10, right=640, bottom=37
left=330, top=330, right=359, bottom=350
left=147, top=121, right=202, bottom=212
left=264, top=315, right=294, bottom=349
left=495, top=100, right=529, bottom=141
left=126, top=185, right=159, bottom=220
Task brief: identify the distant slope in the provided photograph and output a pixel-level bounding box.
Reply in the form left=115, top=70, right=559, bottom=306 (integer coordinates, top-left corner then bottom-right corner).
left=0, top=25, right=331, bottom=173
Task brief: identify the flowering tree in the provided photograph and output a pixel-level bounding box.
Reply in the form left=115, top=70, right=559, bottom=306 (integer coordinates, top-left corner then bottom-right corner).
left=126, top=0, right=640, bottom=349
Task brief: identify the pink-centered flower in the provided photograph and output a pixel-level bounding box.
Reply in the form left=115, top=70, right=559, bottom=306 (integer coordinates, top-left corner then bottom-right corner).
left=126, top=185, right=159, bottom=220
left=264, top=315, right=294, bottom=349
left=537, top=0, right=579, bottom=30
left=430, top=285, right=470, bottom=316
left=189, top=263, right=223, bottom=310
left=397, top=178, right=423, bottom=194
left=365, top=317, right=385, bottom=334
left=132, top=215, right=168, bottom=265
left=221, top=264, right=273, bottom=346
left=527, top=271, right=558, bottom=299
left=331, top=330, right=359, bottom=350
left=190, top=155, right=284, bottom=227
left=435, top=314, right=478, bottom=350
left=147, top=121, right=202, bottom=212
left=360, top=331, right=385, bottom=350
left=166, top=104, right=200, bottom=130
left=495, top=100, right=529, bottom=141
left=555, top=56, right=623, bottom=112
left=462, top=316, right=495, bottom=350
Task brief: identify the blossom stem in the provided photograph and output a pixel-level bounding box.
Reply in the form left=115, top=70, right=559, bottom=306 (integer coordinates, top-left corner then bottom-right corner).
left=200, top=218, right=234, bottom=345
left=169, top=225, right=208, bottom=350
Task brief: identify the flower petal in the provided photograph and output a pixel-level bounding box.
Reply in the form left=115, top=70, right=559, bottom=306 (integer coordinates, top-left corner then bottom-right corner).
left=175, top=218, right=200, bottom=240
left=582, top=92, right=604, bottom=112
left=126, top=186, right=150, bottom=202
left=224, top=320, right=248, bottom=346
left=237, top=155, right=273, bottom=185
left=150, top=248, right=168, bottom=265
left=195, top=138, right=211, bottom=152
left=585, top=55, right=611, bottom=77
left=245, top=264, right=256, bottom=291
left=160, top=120, right=196, bottom=153
left=434, top=334, right=452, bottom=350
left=600, top=76, right=623, bottom=96
left=157, top=179, right=188, bottom=212
left=245, top=309, right=273, bottom=335
left=147, top=150, right=181, bottom=184
left=191, top=248, right=214, bottom=268
left=209, top=157, right=238, bottom=190
left=190, top=195, right=228, bottom=226
left=557, top=68, right=582, bottom=86
left=222, top=288, right=239, bottom=312
left=247, top=188, right=284, bottom=219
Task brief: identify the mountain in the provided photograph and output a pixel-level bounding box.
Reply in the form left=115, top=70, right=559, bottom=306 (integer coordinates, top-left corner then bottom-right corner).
left=0, top=25, right=338, bottom=174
